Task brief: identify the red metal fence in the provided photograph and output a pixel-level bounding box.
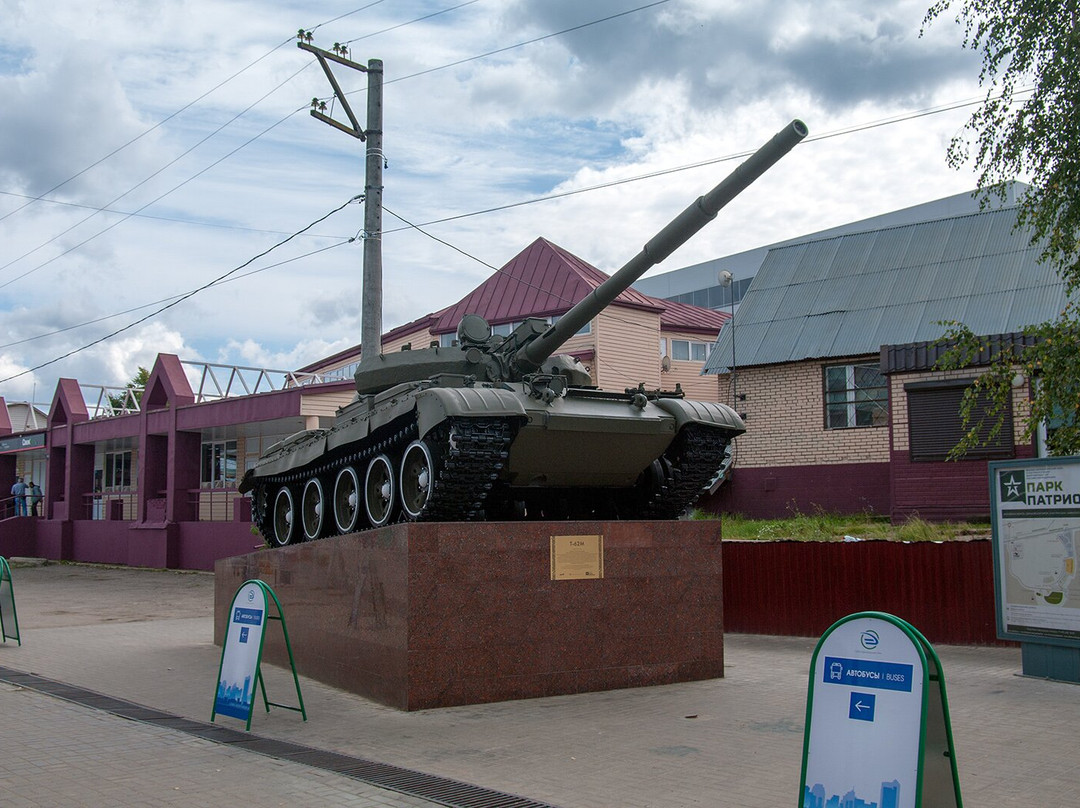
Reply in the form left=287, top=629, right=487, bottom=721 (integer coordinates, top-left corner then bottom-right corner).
left=722, top=538, right=1007, bottom=646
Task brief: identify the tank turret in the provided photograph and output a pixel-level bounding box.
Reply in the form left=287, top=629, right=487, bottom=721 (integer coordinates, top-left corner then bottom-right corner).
left=241, top=120, right=807, bottom=546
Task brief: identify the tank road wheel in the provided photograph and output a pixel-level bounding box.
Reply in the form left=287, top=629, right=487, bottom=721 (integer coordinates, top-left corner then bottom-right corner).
left=364, top=454, right=397, bottom=528
left=270, top=485, right=298, bottom=547
left=333, top=466, right=361, bottom=533
left=301, top=477, right=326, bottom=540
left=399, top=439, right=436, bottom=520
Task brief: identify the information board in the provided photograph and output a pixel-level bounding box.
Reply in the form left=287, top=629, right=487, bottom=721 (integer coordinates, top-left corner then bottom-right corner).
left=990, top=457, right=1080, bottom=646
left=550, top=534, right=603, bottom=580
left=799, top=612, right=961, bottom=808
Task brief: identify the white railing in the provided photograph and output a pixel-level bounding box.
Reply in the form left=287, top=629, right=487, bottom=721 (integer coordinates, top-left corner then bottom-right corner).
left=82, top=386, right=142, bottom=419
left=58, top=360, right=349, bottom=421
left=181, top=361, right=331, bottom=403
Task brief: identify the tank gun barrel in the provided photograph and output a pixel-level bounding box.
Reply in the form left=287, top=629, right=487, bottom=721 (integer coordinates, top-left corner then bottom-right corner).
left=514, top=119, right=808, bottom=373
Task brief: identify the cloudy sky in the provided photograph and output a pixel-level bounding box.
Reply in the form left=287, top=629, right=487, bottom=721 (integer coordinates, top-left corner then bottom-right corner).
left=0, top=0, right=993, bottom=406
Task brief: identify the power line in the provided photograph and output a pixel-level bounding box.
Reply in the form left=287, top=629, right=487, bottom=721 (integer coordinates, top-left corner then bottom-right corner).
left=0, top=198, right=361, bottom=385
left=0, top=2, right=397, bottom=230
left=381, top=1, right=669, bottom=90
left=342, top=0, right=482, bottom=45
left=0, top=66, right=314, bottom=286
left=382, top=88, right=1034, bottom=236
left=1, top=2, right=668, bottom=290
left=0, top=240, right=350, bottom=351
left=0, top=42, right=296, bottom=229
left=0, top=189, right=347, bottom=239
left=7, top=88, right=1026, bottom=358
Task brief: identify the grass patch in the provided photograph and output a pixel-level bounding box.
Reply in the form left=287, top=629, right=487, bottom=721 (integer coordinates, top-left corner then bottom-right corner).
left=697, top=508, right=991, bottom=542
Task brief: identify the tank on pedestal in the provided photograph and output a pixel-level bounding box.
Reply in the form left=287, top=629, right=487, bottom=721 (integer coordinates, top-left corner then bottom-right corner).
left=239, top=120, right=808, bottom=546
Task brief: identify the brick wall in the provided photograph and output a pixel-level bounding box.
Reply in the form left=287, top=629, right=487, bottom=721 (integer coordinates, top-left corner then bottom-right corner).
left=888, top=366, right=1034, bottom=522
left=728, top=356, right=890, bottom=468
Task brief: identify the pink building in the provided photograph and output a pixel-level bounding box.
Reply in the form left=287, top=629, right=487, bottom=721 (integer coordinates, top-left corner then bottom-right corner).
left=1, top=238, right=723, bottom=570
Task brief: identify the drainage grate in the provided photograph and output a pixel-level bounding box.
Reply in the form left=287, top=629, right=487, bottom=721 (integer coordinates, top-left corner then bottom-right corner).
left=0, top=666, right=562, bottom=808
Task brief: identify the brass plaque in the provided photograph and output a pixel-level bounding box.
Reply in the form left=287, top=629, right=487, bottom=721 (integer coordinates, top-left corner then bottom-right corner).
left=550, top=534, right=604, bottom=580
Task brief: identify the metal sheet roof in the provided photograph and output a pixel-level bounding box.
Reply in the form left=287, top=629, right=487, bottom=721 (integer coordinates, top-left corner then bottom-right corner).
left=704, top=206, right=1068, bottom=373
left=431, top=238, right=663, bottom=334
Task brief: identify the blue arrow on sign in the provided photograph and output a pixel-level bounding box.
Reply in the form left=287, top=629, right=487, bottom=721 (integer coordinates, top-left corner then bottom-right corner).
left=848, top=691, right=876, bottom=722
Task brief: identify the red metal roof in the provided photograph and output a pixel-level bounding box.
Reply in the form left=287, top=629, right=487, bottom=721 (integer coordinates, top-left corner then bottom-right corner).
left=299, top=238, right=726, bottom=371
left=658, top=299, right=729, bottom=334
left=430, top=238, right=663, bottom=333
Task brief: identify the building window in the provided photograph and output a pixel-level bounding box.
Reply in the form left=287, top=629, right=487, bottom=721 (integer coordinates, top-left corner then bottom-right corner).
left=824, top=363, right=888, bottom=428
left=668, top=339, right=711, bottom=362
left=202, top=440, right=238, bottom=488
left=104, top=451, right=133, bottom=490
left=906, top=380, right=1014, bottom=462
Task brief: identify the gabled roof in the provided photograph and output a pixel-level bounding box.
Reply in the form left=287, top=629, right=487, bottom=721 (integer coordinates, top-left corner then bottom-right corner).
left=300, top=237, right=724, bottom=373
left=704, top=205, right=1068, bottom=373
left=429, top=237, right=663, bottom=334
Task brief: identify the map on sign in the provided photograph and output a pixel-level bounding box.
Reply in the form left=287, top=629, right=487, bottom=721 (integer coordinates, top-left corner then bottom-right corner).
left=1003, top=519, right=1078, bottom=608
left=993, top=458, right=1080, bottom=644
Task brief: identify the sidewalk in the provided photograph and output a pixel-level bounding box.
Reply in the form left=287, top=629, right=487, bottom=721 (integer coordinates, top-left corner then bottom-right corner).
left=0, top=562, right=1076, bottom=807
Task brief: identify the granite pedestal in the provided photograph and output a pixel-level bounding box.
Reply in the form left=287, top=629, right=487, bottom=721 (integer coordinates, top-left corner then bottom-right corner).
left=214, top=520, right=724, bottom=711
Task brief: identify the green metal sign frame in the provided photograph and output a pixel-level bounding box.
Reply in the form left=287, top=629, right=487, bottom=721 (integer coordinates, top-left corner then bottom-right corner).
left=798, top=612, right=962, bottom=808
left=211, top=579, right=306, bottom=731
left=0, top=556, right=21, bottom=645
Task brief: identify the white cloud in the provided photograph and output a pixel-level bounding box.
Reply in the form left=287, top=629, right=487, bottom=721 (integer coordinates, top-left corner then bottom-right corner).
left=0, top=0, right=990, bottom=406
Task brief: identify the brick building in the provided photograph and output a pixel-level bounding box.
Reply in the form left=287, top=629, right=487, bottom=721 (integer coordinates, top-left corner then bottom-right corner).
left=700, top=202, right=1066, bottom=522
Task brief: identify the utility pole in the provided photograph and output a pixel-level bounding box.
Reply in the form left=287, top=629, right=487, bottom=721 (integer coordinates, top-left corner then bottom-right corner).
left=298, top=36, right=384, bottom=357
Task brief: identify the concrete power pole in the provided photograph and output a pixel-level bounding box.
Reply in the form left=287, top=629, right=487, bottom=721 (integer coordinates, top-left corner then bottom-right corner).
left=298, top=38, right=384, bottom=358
left=361, top=60, right=383, bottom=356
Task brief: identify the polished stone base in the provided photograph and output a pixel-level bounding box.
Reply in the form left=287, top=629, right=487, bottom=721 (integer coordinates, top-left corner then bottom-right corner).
left=214, top=520, right=724, bottom=711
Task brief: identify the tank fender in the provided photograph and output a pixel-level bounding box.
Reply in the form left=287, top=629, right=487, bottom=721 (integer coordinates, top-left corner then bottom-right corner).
left=651, top=398, right=746, bottom=435
left=250, top=429, right=329, bottom=479
left=413, top=386, right=527, bottom=438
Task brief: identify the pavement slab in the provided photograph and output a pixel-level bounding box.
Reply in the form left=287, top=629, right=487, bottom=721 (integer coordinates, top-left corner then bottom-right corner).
left=0, top=562, right=1075, bottom=807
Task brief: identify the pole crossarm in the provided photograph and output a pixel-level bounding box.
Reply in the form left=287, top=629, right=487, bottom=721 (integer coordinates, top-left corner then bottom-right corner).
left=298, top=41, right=371, bottom=139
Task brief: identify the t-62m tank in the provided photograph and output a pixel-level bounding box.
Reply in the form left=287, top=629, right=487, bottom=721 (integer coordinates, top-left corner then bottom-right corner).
left=240, top=119, right=807, bottom=546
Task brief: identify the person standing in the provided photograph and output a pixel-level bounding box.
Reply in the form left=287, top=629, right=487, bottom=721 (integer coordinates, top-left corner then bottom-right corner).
left=27, top=480, right=43, bottom=517
left=10, top=476, right=26, bottom=517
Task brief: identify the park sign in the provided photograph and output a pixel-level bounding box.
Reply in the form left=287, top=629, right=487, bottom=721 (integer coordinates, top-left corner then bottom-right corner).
left=990, top=456, right=1080, bottom=647
left=799, top=612, right=962, bottom=808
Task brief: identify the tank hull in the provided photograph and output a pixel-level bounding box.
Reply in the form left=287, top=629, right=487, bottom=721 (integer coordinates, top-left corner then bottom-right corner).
left=241, top=378, right=744, bottom=546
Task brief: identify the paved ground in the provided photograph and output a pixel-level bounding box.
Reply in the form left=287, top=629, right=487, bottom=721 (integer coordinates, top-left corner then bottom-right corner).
left=0, top=562, right=1076, bottom=807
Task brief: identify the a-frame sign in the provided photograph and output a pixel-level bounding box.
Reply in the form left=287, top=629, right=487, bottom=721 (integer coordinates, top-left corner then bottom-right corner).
left=799, top=612, right=962, bottom=808
left=211, top=579, right=305, bottom=731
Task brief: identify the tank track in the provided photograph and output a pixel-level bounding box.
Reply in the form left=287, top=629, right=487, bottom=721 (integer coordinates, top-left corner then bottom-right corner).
left=251, top=414, right=518, bottom=542
left=251, top=416, right=727, bottom=543
left=638, top=424, right=733, bottom=518
left=421, top=418, right=516, bottom=520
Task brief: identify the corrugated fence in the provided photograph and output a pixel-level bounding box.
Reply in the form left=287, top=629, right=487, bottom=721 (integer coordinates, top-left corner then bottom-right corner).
left=722, top=539, right=1009, bottom=645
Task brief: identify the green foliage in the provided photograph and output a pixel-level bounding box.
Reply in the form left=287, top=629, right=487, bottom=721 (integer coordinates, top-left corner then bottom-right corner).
left=107, top=366, right=150, bottom=413
left=923, top=1, right=1080, bottom=288
left=718, top=510, right=988, bottom=542
left=934, top=320, right=1080, bottom=457
left=923, top=2, right=1080, bottom=456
